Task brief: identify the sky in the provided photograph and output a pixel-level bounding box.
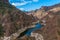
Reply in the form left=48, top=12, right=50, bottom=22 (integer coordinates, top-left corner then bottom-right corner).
left=9, top=0, right=60, bottom=11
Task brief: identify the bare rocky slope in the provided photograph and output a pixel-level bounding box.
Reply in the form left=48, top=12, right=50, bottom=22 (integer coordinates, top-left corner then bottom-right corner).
left=0, top=0, right=60, bottom=40
left=0, top=0, right=36, bottom=38
left=21, top=3, right=60, bottom=40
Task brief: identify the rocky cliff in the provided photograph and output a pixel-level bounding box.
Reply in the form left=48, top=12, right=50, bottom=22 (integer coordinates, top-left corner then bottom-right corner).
left=0, top=0, right=36, bottom=38
left=16, top=3, right=60, bottom=40
left=20, top=3, right=60, bottom=40
left=0, top=0, right=60, bottom=40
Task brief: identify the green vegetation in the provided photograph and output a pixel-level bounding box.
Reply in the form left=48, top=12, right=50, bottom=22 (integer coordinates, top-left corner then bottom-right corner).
left=0, top=24, right=4, bottom=37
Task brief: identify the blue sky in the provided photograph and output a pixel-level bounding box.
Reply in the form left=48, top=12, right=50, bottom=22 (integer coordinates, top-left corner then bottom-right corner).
left=9, top=0, right=60, bottom=11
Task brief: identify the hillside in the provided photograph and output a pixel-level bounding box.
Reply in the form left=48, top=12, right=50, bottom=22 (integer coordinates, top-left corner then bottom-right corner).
left=20, top=3, right=60, bottom=40
left=0, top=0, right=36, bottom=38
left=0, top=0, right=60, bottom=40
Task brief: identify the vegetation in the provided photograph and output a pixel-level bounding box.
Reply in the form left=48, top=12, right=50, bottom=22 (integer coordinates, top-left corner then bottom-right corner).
left=0, top=24, right=4, bottom=37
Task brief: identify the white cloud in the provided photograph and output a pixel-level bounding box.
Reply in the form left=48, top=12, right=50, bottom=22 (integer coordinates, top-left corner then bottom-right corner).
left=12, top=0, right=32, bottom=6
left=12, top=2, right=28, bottom=6
left=19, top=8, right=24, bottom=10
left=33, top=0, right=39, bottom=2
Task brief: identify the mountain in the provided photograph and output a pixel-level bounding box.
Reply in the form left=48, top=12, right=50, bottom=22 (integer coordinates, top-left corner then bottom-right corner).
left=30, top=3, right=60, bottom=19
left=17, top=3, right=60, bottom=40
left=0, top=0, right=36, bottom=38
left=0, top=0, right=60, bottom=40
left=22, top=3, right=60, bottom=40
left=33, top=11, right=60, bottom=40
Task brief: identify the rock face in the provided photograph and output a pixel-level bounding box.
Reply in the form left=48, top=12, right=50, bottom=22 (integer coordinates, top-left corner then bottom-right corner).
left=0, top=0, right=36, bottom=38
left=20, top=4, right=60, bottom=40
left=31, top=6, right=50, bottom=20
left=32, top=4, right=60, bottom=40
left=0, top=0, right=60, bottom=40
left=31, top=32, right=44, bottom=40
left=31, top=3, right=60, bottom=19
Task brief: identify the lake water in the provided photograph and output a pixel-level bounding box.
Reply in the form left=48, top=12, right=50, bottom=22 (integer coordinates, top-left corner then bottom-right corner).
left=26, top=23, right=42, bottom=36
